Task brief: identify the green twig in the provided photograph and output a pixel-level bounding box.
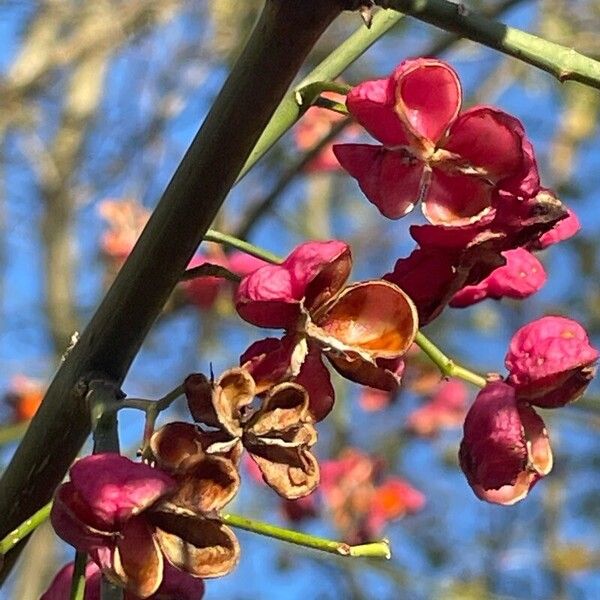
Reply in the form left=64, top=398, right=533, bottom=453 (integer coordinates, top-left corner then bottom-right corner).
left=154, top=384, right=184, bottom=412
left=121, top=384, right=184, bottom=456
left=425, top=0, right=529, bottom=56
left=87, top=381, right=123, bottom=599
left=121, top=384, right=184, bottom=415
left=294, top=80, right=352, bottom=106
left=377, top=0, right=600, bottom=89
left=87, top=380, right=121, bottom=454
left=204, top=230, right=283, bottom=264
left=0, top=501, right=52, bottom=556
left=238, top=9, right=404, bottom=181
left=221, top=512, right=391, bottom=559
left=415, top=331, right=487, bottom=388
left=1, top=501, right=390, bottom=586
left=70, top=551, right=87, bottom=600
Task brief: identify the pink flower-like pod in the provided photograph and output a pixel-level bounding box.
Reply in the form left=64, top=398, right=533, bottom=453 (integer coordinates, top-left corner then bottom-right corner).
left=241, top=336, right=335, bottom=421
left=459, top=381, right=553, bottom=505
left=227, top=251, right=269, bottom=277
left=505, top=316, right=599, bottom=407
left=333, top=58, right=538, bottom=226
left=236, top=240, right=351, bottom=329
left=450, top=248, right=547, bottom=307
left=407, top=379, right=468, bottom=437
left=384, top=235, right=504, bottom=326
left=237, top=240, right=418, bottom=402
left=366, top=478, right=426, bottom=536
left=41, top=560, right=205, bottom=600
left=51, top=454, right=236, bottom=598
left=531, top=206, right=580, bottom=250
left=408, top=186, right=567, bottom=254
left=182, top=251, right=268, bottom=310
left=384, top=247, right=459, bottom=325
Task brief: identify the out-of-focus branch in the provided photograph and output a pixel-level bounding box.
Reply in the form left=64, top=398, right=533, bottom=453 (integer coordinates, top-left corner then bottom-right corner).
left=38, top=49, right=110, bottom=351
left=234, top=118, right=350, bottom=240
left=376, top=0, right=600, bottom=89
left=0, top=2, right=68, bottom=134
left=1, top=1, right=180, bottom=108
left=540, top=5, right=600, bottom=186
left=0, top=0, right=348, bottom=582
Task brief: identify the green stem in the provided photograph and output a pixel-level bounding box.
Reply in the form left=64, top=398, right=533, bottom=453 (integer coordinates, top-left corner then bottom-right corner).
left=221, top=512, right=391, bottom=559
left=238, top=8, right=404, bottom=181
left=87, top=382, right=123, bottom=599
left=294, top=80, right=352, bottom=106
left=204, top=230, right=283, bottom=264
left=0, top=501, right=52, bottom=555
left=88, top=380, right=121, bottom=454
left=70, top=551, right=87, bottom=600
left=121, top=384, right=184, bottom=457
left=195, top=233, right=489, bottom=392
left=155, top=384, right=184, bottom=412
left=415, top=331, right=487, bottom=388
left=122, top=384, right=184, bottom=415
left=377, top=0, right=600, bottom=89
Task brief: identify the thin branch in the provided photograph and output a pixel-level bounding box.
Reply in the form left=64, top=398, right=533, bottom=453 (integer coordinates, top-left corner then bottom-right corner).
left=121, top=384, right=184, bottom=455
left=221, top=512, right=391, bottom=559
left=414, top=331, right=487, bottom=388
left=376, top=0, right=600, bottom=89
left=0, top=501, right=52, bottom=556
left=70, top=551, right=87, bottom=600
left=204, top=230, right=283, bottom=264
left=238, top=8, right=405, bottom=181
left=425, top=0, right=530, bottom=56
left=313, top=96, right=350, bottom=115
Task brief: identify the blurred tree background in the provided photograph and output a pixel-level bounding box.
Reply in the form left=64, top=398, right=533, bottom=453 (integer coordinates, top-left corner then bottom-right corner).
left=1, top=1, right=600, bottom=598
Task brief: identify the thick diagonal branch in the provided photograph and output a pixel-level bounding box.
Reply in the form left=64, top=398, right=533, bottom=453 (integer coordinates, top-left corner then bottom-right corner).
left=0, top=0, right=346, bottom=582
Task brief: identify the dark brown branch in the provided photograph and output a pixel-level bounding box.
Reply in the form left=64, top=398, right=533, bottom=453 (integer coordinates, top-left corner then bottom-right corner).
left=0, top=0, right=346, bottom=582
